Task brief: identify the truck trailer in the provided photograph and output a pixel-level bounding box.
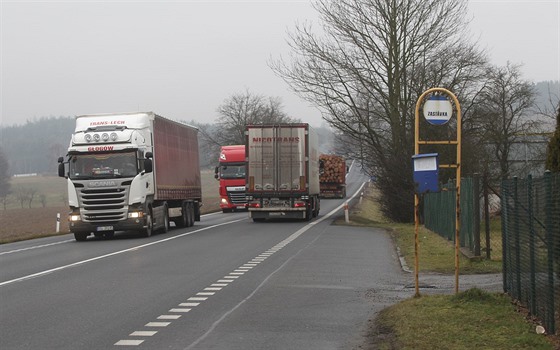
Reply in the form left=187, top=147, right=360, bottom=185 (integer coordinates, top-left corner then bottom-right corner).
left=319, top=154, right=347, bottom=198
left=58, top=112, right=202, bottom=241
left=245, top=123, right=320, bottom=221
left=214, top=145, right=247, bottom=212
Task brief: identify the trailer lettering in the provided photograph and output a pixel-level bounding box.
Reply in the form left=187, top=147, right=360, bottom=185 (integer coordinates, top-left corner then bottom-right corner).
left=89, top=120, right=126, bottom=126
left=252, top=137, right=300, bottom=143
left=87, top=146, right=114, bottom=151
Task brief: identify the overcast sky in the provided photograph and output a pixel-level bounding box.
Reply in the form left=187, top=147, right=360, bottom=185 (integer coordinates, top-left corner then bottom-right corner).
left=1, top=0, right=559, bottom=128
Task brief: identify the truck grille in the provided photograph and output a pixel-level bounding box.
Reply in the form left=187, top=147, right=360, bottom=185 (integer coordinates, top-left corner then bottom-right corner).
left=228, top=190, right=247, bottom=205
left=78, top=184, right=129, bottom=223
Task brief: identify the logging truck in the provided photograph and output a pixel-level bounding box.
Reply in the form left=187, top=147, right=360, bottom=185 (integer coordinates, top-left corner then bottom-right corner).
left=319, top=154, right=346, bottom=199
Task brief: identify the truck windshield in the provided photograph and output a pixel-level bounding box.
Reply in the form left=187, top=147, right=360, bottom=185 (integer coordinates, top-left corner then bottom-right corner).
left=68, top=151, right=138, bottom=180
left=220, top=164, right=246, bottom=179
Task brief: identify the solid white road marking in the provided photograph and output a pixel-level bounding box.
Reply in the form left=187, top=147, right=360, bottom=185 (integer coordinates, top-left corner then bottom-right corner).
left=0, top=240, right=74, bottom=256
left=184, top=183, right=367, bottom=349
left=0, top=219, right=246, bottom=287
left=115, top=183, right=368, bottom=348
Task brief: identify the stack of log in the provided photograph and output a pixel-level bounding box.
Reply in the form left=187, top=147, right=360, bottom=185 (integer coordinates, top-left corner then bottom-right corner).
left=319, top=154, right=345, bottom=183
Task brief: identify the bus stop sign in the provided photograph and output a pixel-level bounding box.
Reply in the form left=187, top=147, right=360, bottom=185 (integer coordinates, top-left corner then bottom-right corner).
left=423, top=95, right=452, bottom=125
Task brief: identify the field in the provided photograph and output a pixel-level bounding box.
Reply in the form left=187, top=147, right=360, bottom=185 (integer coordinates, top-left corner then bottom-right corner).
left=0, top=170, right=220, bottom=243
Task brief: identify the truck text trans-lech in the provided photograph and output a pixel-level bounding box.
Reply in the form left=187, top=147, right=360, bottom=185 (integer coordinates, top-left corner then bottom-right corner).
left=245, top=123, right=321, bottom=221
left=58, top=112, right=202, bottom=241
left=214, top=145, right=247, bottom=212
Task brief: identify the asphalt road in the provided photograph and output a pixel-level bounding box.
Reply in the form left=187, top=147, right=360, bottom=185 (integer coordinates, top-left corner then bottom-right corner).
left=0, top=166, right=413, bottom=349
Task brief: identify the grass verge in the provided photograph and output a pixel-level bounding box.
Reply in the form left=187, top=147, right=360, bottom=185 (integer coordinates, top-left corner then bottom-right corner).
left=375, top=288, right=554, bottom=350
left=337, top=184, right=559, bottom=349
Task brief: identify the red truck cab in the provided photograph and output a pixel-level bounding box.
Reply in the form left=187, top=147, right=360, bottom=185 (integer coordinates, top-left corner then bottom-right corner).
left=215, top=145, right=247, bottom=212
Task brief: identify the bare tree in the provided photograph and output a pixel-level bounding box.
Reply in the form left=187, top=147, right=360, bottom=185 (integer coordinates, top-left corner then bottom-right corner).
left=0, top=147, right=10, bottom=200
left=40, top=194, right=47, bottom=208
left=214, top=89, right=298, bottom=146
left=473, top=63, right=538, bottom=179
left=545, top=105, right=560, bottom=172
left=271, top=0, right=487, bottom=222
left=14, top=186, right=28, bottom=209
left=14, top=186, right=38, bottom=208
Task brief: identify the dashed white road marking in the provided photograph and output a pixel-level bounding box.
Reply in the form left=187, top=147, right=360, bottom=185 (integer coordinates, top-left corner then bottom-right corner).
left=114, top=182, right=368, bottom=347
left=169, top=308, right=191, bottom=313
left=180, top=302, right=200, bottom=307
left=130, top=331, right=157, bottom=336
left=115, top=340, right=144, bottom=346
left=145, top=322, right=170, bottom=327
left=188, top=297, right=208, bottom=301
left=158, top=315, right=181, bottom=320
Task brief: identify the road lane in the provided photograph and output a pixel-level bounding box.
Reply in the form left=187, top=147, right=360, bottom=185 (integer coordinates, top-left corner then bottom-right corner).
left=0, top=165, right=407, bottom=350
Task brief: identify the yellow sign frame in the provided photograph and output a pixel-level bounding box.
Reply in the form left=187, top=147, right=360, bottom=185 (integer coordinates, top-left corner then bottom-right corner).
left=414, top=88, right=462, bottom=296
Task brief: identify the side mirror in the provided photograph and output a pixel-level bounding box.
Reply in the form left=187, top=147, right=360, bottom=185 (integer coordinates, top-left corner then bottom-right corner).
left=143, top=152, right=153, bottom=173
left=58, top=162, right=65, bottom=178
left=144, top=158, right=153, bottom=173
left=214, top=166, right=219, bottom=180
left=57, top=157, right=66, bottom=177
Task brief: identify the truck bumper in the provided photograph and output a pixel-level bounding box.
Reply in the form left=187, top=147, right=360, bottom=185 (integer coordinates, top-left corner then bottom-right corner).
left=249, top=208, right=307, bottom=219
left=69, top=217, right=145, bottom=234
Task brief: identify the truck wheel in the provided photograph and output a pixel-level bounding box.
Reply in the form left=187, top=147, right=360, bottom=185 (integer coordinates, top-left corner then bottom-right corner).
left=142, top=209, right=154, bottom=237
left=74, top=232, right=88, bottom=241
left=188, top=202, right=195, bottom=227
left=162, top=206, right=170, bottom=233
left=177, top=202, right=188, bottom=228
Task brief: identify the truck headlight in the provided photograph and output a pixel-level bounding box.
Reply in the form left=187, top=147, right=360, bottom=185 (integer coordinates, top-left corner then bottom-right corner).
left=220, top=198, right=229, bottom=205
left=128, top=211, right=144, bottom=218
left=69, top=215, right=81, bottom=222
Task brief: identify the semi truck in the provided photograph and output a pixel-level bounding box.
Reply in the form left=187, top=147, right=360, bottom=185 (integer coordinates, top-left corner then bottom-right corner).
left=58, top=112, right=202, bottom=241
left=319, top=154, right=347, bottom=198
left=245, top=123, right=321, bottom=221
left=214, top=145, right=247, bottom=212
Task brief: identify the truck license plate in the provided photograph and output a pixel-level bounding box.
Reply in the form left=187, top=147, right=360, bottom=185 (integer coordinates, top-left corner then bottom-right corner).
left=97, top=226, right=113, bottom=231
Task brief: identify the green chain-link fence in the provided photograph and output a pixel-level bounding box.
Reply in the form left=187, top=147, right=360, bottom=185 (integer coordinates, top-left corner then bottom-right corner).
left=423, top=177, right=476, bottom=253
left=501, top=172, right=559, bottom=335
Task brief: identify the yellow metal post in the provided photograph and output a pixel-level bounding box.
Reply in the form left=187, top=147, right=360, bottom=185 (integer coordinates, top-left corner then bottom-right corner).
left=414, top=88, right=461, bottom=294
